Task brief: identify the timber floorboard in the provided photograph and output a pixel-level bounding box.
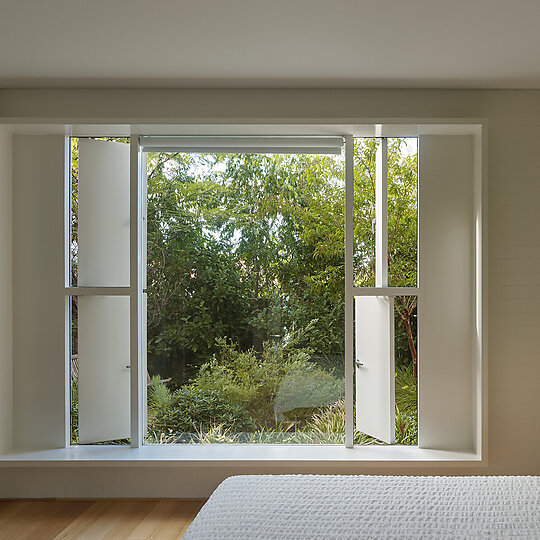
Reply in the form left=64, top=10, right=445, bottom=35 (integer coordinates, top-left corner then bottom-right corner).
left=0, top=499, right=206, bottom=540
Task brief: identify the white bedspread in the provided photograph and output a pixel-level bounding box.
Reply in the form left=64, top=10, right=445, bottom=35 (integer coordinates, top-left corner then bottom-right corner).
left=184, top=474, right=540, bottom=539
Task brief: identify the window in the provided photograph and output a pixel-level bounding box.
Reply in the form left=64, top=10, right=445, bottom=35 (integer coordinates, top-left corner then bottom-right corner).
left=65, top=128, right=482, bottom=456
left=143, top=143, right=347, bottom=445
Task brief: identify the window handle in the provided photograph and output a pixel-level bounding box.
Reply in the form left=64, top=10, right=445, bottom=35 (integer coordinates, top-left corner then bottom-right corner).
left=355, top=360, right=365, bottom=368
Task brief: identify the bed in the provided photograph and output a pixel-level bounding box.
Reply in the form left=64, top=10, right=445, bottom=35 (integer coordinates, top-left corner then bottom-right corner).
left=184, top=474, right=540, bottom=539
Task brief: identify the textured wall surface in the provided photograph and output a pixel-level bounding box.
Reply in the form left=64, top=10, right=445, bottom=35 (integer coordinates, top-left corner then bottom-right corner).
left=0, top=129, right=12, bottom=454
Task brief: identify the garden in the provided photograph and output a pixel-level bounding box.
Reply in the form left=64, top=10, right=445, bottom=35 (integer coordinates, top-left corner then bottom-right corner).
left=69, top=137, right=417, bottom=445
left=140, top=138, right=418, bottom=445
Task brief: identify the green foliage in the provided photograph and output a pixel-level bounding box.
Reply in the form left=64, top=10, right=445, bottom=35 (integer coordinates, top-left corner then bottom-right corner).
left=141, top=141, right=418, bottom=445
left=144, top=141, right=417, bottom=386
left=394, top=365, right=418, bottom=445
left=395, top=365, right=418, bottom=415
left=147, top=369, right=418, bottom=445
left=352, top=139, right=417, bottom=289
left=149, top=386, right=253, bottom=434
left=147, top=375, right=175, bottom=412
left=69, top=139, right=422, bottom=446
left=71, top=377, right=79, bottom=444
left=192, top=331, right=344, bottom=426
left=395, top=407, right=418, bottom=445
left=395, top=309, right=417, bottom=370
left=153, top=397, right=417, bottom=446
left=145, top=150, right=349, bottom=383
left=306, top=400, right=378, bottom=445
left=273, top=362, right=344, bottom=418
left=305, top=371, right=418, bottom=446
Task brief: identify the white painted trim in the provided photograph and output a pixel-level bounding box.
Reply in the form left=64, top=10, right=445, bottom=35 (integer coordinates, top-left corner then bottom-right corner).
left=376, top=138, right=388, bottom=287
left=352, top=287, right=419, bottom=297
left=63, top=137, right=71, bottom=447
left=139, top=135, right=344, bottom=154
left=65, top=287, right=131, bottom=296
left=130, top=137, right=144, bottom=448
left=0, top=120, right=486, bottom=137
left=472, top=125, right=488, bottom=462
left=344, top=135, right=354, bottom=448
left=0, top=445, right=481, bottom=466
left=45, top=119, right=485, bottom=464
left=480, top=124, right=488, bottom=463
left=64, top=296, right=71, bottom=448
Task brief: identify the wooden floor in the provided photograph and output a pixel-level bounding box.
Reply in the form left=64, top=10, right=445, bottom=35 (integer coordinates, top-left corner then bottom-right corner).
left=0, top=499, right=206, bottom=539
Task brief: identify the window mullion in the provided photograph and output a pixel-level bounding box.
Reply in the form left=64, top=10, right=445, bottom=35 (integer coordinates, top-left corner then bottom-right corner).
left=375, top=137, right=388, bottom=288
left=344, top=135, right=354, bottom=449
left=130, top=136, right=144, bottom=448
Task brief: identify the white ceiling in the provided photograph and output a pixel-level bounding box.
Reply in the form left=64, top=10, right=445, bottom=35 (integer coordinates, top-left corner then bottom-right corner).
left=2, top=0, right=540, bottom=89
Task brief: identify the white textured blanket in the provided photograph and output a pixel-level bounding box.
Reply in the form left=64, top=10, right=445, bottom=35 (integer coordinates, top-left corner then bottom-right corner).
left=184, top=474, right=540, bottom=539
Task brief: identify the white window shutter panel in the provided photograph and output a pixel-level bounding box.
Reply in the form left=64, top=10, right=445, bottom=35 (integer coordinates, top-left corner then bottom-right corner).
left=77, top=139, right=131, bottom=443
left=78, top=296, right=131, bottom=444
left=78, top=139, right=130, bottom=287
left=355, top=296, right=395, bottom=444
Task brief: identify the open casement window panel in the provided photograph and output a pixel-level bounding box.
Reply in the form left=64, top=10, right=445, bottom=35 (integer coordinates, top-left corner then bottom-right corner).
left=353, top=138, right=398, bottom=445
left=141, top=137, right=348, bottom=445
left=350, top=134, right=478, bottom=450
left=63, top=131, right=481, bottom=454
left=70, top=139, right=132, bottom=444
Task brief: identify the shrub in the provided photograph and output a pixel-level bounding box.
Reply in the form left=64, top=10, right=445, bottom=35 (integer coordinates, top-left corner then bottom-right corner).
left=192, top=340, right=284, bottom=424
left=273, top=362, right=344, bottom=419
left=395, top=365, right=417, bottom=415
left=71, top=377, right=79, bottom=444
left=395, top=407, right=418, bottom=445
left=192, top=331, right=343, bottom=425
left=304, top=398, right=418, bottom=446
left=147, top=375, right=175, bottom=412
left=394, top=365, right=418, bottom=444
left=305, top=400, right=380, bottom=445
left=150, top=386, right=253, bottom=434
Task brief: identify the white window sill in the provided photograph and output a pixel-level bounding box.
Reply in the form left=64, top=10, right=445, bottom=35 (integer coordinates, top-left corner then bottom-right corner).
left=0, top=445, right=481, bottom=467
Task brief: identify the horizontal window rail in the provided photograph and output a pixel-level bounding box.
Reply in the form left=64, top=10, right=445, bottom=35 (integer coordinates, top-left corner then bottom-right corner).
left=352, top=287, right=419, bottom=297
left=138, top=136, right=344, bottom=155
left=65, top=287, right=132, bottom=296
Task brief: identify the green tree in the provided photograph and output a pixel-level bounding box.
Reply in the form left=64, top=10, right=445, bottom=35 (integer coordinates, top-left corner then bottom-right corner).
left=144, top=140, right=418, bottom=383
left=352, top=138, right=418, bottom=375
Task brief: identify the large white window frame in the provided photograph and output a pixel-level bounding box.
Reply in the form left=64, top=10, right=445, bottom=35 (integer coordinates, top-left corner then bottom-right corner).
left=65, top=136, right=144, bottom=446
left=54, top=122, right=485, bottom=462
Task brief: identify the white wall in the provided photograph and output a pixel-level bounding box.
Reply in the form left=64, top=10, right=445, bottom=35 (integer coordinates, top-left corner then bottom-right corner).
left=0, top=88, right=539, bottom=497
left=0, top=129, right=12, bottom=454
left=418, top=135, right=474, bottom=450
left=12, top=135, right=66, bottom=449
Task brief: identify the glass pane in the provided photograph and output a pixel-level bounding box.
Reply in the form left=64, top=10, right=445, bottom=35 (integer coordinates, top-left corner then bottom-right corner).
left=73, top=295, right=130, bottom=445
left=74, top=137, right=130, bottom=287
left=355, top=296, right=395, bottom=444
left=145, top=151, right=346, bottom=444
left=394, top=295, right=418, bottom=445
left=387, top=138, right=418, bottom=287
left=353, top=294, right=418, bottom=446
left=353, top=138, right=378, bottom=287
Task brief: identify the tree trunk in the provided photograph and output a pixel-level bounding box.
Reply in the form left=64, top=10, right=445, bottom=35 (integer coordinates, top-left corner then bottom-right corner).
left=403, top=315, right=417, bottom=377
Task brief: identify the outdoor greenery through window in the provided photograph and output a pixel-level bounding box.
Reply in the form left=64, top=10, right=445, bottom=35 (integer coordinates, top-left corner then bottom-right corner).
left=67, top=136, right=418, bottom=446
left=144, top=138, right=418, bottom=445
left=70, top=137, right=132, bottom=445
